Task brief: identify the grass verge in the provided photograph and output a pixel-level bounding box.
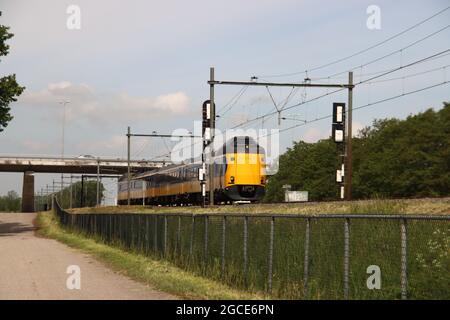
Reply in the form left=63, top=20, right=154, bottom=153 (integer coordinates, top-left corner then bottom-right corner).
left=68, top=197, right=450, bottom=215
left=35, top=211, right=265, bottom=300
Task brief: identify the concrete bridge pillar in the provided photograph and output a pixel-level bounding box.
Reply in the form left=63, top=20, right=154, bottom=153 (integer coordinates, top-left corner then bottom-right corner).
left=21, top=171, right=35, bottom=212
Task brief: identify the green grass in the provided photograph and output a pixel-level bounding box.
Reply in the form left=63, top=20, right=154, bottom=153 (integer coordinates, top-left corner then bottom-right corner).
left=68, top=197, right=450, bottom=215
left=51, top=198, right=450, bottom=299
left=35, top=211, right=265, bottom=300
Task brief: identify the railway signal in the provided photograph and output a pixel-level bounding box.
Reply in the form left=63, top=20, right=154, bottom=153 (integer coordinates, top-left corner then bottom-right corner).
left=202, top=100, right=214, bottom=142
left=332, top=102, right=346, bottom=200
left=202, top=99, right=215, bottom=207
left=332, top=102, right=346, bottom=143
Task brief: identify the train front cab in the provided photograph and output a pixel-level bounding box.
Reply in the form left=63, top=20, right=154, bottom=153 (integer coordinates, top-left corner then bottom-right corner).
left=222, top=136, right=266, bottom=201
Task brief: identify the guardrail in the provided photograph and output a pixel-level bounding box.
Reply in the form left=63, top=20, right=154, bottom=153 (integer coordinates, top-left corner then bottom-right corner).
left=53, top=199, right=450, bottom=299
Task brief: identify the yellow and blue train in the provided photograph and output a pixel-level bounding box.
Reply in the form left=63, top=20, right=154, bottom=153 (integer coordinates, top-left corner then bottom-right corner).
left=117, top=136, right=266, bottom=205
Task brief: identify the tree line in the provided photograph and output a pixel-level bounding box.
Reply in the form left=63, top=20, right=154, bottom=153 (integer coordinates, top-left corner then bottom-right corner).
left=264, top=102, right=450, bottom=202
left=0, top=181, right=105, bottom=212
left=36, top=181, right=105, bottom=210
left=0, top=190, right=21, bottom=212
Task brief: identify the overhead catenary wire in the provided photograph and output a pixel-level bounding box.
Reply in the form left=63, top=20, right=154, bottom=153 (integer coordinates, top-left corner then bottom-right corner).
left=148, top=77, right=449, bottom=163
left=270, top=80, right=450, bottom=137
left=229, top=48, right=450, bottom=130
left=325, top=24, right=450, bottom=79
left=307, top=51, right=450, bottom=82
left=256, top=6, right=450, bottom=79
left=357, top=48, right=450, bottom=84
left=216, top=85, right=248, bottom=114
left=147, top=58, right=450, bottom=163
left=132, top=138, right=151, bottom=157
left=147, top=26, right=450, bottom=162
left=358, top=63, right=450, bottom=85
left=217, top=85, right=249, bottom=119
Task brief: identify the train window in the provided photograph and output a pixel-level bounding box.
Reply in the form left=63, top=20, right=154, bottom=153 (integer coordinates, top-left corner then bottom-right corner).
left=245, top=136, right=249, bottom=153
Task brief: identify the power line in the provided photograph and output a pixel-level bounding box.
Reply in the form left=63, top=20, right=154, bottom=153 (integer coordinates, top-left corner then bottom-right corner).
left=257, top=6, right=450, bottom=78
left=132, top=138, right=151, bottom=157
left=147, top=48, right=449, bottom=163
left=359, top=64, right=450, bottom=85
left=149, top=55, right=449, bottom=163
left=148, top=78, right=449, bottom=163
left=326, top=24, right=450, bottom=79
left=275, top=80, right=449, bottom=135
left=217, top=85, right=249, bottom=118
left=357, top=48, right=450, bottom=84
left=234, top=88, right=345, bottom=130
left=216, top=86, right=248, bottom=113
left=230, top=48, right=450, bottom=130
left=308, top=51, right=450, bottom=82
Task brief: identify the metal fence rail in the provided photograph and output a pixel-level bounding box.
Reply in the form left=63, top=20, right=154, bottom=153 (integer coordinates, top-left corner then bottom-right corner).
left=53, top=199, right=450, bottom=299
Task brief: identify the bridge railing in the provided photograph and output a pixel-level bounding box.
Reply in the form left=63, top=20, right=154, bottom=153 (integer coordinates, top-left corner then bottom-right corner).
left=52, top=199, right=450, bottom=299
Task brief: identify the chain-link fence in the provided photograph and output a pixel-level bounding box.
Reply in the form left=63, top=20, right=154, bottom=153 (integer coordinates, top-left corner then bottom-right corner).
left=53, top=200, right=450, bottom=299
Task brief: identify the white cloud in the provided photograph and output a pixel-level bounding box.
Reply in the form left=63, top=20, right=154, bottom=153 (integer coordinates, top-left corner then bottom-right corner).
left=18, top=82, right=190, bottom=124
left=352, top=121, right=365, bottom=137
left=302, top=128, right=328, bottom=143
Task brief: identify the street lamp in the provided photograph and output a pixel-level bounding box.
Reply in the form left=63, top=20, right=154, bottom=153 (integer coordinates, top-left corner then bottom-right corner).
left=59, top=99, right=70, bottom=195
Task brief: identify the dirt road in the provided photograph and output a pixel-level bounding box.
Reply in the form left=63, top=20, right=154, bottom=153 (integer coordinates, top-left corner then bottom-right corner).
left=0, top=212, right=176, bottom=300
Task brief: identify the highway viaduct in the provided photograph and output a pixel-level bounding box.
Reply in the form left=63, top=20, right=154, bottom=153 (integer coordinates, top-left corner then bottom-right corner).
left=0, top=156, right=165, bottom=212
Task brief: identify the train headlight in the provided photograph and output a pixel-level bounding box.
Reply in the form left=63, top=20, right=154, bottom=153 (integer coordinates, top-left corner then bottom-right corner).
left=230, top=176, right=235, bottom=184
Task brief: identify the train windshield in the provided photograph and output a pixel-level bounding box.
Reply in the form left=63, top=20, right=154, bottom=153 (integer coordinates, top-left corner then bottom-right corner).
left=222, top=136, right=265, bottom=154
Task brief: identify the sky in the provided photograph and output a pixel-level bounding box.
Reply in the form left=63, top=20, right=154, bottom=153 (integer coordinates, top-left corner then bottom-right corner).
left=0, top=0, right=449, bottom=203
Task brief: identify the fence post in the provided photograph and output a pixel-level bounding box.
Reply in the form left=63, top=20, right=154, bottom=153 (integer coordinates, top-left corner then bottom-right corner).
left=131, top=215, right=135, bottom=249
left=303, top=218, right=310, bottom=298
left=401, top=218, right=408, bottom=300
left=204, top=215, right=209, bottom=270
left=243, top=216, right=248, bottom=287
left=177, top=215, right=181, bottom=255
left=344, top=218, right=350, bottom=300
left=164, top=215, right=168, bottom=256
left=190, top=216, right=195, bottom=257
left=268, top=216, right=275, bottom=294
left=154, top=215, right=158, bottom=254
left=109, top=214, right=112, bottom=243
left=145, top=215, right=149, bottom=254
left=140, top=215, right=144, bottom=251
left=221, top=216, right=227, bottom=275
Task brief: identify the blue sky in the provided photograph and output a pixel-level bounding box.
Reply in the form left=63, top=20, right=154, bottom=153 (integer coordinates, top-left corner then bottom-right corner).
left=0, top=0, right=449, bottom=202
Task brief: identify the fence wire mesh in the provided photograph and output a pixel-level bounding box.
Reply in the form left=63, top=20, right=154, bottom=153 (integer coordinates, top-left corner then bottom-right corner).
left=53, top=200, right=450, bottom=299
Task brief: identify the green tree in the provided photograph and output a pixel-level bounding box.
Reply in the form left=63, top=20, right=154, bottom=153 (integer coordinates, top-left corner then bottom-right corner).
left=43, top=181, right=105, bottom=209
left=265, top=102, right=450, bottom=201
left=265, top=139, right=340, bottom=202
left=0, top=190, right=21, bottom=212
left=353, top=103, right=450, bottom=198
left=0, top=24, right=25, bottom=132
